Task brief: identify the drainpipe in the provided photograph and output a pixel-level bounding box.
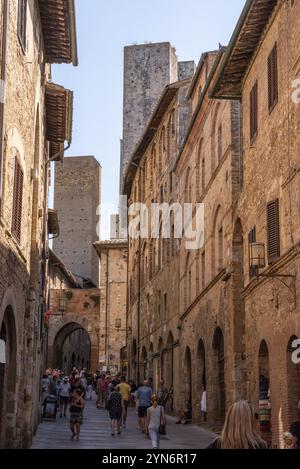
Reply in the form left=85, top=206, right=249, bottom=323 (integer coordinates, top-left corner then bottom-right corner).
left=0, top=0, right=9, bottom=211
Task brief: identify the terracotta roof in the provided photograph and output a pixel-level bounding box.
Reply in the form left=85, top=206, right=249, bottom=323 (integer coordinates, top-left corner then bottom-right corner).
left=122, top=78, right=191, bottom=197
left=174, top=49, right=226, bottom=171
left=39, top=0, right=78, bottom=66
left=186, top=51, right=219, bottom=100
left=210, top=0, right=278, bottom=99
left=45, top=82, right=73, bottom=161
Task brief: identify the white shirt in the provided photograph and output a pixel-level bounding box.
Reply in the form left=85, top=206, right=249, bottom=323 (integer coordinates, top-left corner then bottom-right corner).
left=201, top=391, right=207, bottom=413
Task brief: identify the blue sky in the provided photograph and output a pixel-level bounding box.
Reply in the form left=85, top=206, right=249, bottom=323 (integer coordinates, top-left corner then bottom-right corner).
left=52, top=0, right=245, bottom=239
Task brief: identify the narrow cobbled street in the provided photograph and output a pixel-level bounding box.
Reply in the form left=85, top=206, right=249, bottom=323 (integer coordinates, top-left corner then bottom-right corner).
left=32, top=401, right=215, bottom=450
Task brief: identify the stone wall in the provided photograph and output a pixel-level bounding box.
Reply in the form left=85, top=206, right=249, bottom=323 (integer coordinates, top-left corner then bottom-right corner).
left=96, top=241, right=127, bottom=374
left=0, top=0, right=51, bottom=448
left=235, top=1, right=300, bottom=448
left=54, top=156, right=101, bottom=287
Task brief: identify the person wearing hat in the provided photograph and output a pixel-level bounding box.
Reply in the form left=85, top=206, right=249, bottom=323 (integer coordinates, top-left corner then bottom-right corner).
left=58, top=377, right=71, bottom=418
left=290, top=421, right=300, bottom=449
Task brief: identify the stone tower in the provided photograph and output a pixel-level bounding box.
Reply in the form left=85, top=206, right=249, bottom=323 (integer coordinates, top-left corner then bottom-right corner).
left=120, top=42, right=195, bottom=193
left=53, top=156, right=101, bottom=287
left=120, top=42, right=176, bottom=192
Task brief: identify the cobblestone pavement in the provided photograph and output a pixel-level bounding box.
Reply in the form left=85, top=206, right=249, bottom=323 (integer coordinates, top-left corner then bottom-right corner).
left=32, top=399, right=216, bottom=449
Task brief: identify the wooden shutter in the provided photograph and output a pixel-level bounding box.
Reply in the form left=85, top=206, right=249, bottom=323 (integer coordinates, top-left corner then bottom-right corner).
left=18, top=0, right=27, bottom=52
left=250, top=81, right=258, bottom=142
left=11, top=158, right=24, bottom=242
left=268, top=43, right=278, bottom=112
left=248, top=226, right=258, bottom=278
left=267, top=199, right=280, bottom=263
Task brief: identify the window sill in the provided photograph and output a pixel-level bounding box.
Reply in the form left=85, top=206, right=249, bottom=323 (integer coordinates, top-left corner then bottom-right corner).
left=6, top=228, right=27, bottom=264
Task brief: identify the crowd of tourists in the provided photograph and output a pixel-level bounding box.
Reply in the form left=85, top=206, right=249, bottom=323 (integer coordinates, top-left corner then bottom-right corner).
left=41, top=369, right=300, bottom=449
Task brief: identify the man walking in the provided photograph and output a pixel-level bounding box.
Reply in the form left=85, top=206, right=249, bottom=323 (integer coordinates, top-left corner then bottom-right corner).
left=136, top=380, right=152, bottom=435
left=117, top=376, right=131, bottom=428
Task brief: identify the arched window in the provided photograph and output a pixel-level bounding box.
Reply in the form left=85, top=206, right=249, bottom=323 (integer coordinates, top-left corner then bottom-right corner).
left=184, top=168, right=192, bottom=203
left=212, top=206, right=223, bottom=277
left=218, top=124, right=223, bottom=163
left=201, top=157, right=205, bottom=193
left=212, top=327, right=226, bottom=421
left=196, top=139, right=203, bottom=201
left=211, top=103, right=221, bottom=174
left=184, top=253, right=190, bottom=310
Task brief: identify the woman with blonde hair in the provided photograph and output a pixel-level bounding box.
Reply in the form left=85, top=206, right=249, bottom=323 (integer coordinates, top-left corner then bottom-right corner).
left=147, top=394, right=166, bottom=450
left=207, top=400, right=267, bottom=449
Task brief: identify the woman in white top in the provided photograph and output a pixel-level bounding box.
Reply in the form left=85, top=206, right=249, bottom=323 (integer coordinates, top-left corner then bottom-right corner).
left=147, top=394, right=166, bottom=450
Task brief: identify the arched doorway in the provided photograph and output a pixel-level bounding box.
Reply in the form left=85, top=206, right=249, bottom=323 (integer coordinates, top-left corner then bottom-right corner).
left=258, top=340, right=271, bottom=446
left=286, top=336, right=300, bottom=423
left=0, top=307, right=17, bottom=448
left=183, top=347, right=192, bottom=418
left=148, top=343, right=154, bottom=382
left=165, top=332, right=174, bottom=392
left=53, top=323, right=91, bottom=373
left=141, top=346, right=147, bottom=380
left=197, top=339, right=207, bottom=422
left=132, top=339, right=137, bottom=383
left=212, top=327, right=225, bottom=421
left=232, top=218, right=246, bottom=399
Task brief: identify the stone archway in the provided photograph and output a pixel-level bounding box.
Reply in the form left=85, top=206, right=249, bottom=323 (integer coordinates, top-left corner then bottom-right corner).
left=0, top=306, right=17, bottom=449
left=47, top=314, right=98, bottom=372
left=53, top=323, right=91, bottom=373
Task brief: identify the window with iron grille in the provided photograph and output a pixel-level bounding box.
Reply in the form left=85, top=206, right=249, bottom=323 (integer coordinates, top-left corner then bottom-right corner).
left=268, top=43, right=278, bottom=112
left=267, top=199, right=280, bottom=264
left=250, top=81, right=258, bottom=142
left=248, top=226, right=258, bottom=278
left=11, top=157, right=24, bottom=243
left=18, top=0, right=27, bottom=53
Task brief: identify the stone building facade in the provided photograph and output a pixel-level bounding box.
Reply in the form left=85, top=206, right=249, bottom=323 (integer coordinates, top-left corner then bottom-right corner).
left=124, top=73, right=195, bottom=412
left=0, top=0, right=77, bottom=448
left=125, top=1, right=300, bottom=447
left=94, top=238, right=127, bottom=375
left=211, top=0, right=300, bottom=447
left=174, top=50, right=243, bottom=426
left=54, top=156, right=101, bottom=288
left=47, top=288, right=101, bottom=374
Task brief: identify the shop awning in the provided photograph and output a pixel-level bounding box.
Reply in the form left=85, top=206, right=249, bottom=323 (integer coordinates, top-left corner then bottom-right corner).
left=45, top=82, right=73, bottom=161
left=39, top=0, right=78, bottom=66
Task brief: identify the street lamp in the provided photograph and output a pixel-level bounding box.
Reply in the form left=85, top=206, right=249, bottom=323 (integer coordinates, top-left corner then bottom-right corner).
left=249, top=242, right=296, bottom=306
left=249, top=243, right=266, bottom=269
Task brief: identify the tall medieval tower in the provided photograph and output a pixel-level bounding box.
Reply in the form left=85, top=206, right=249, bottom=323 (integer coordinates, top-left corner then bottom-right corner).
left=53, top=156, right=101, bottom=287
left=120, top=42, right=180, bottom=193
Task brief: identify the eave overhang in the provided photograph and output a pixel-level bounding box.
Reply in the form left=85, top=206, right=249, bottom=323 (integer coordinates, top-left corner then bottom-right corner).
left=93, top=240, right=128, bottom=258
left=174, top=49, right=226, bottom=172
left=210, top=0, right=278, bottom=100
left=45, top=82, right=73, bottom=161
left=39, top=0, right=78, bottom=66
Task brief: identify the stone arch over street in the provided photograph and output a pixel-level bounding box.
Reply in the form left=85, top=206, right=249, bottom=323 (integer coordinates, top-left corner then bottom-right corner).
left=47, top=314, right=98, bottom=372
